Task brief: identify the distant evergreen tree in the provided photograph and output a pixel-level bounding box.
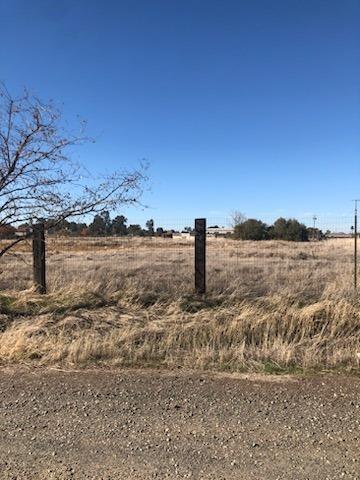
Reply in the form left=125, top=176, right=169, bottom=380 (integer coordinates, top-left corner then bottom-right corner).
left=271, top=218, right=308, bottom=241
left=127, top=224, right=144, bottom=236
left=112, top=215, right=128, bottom=236
left=271, top=217, right=288, bottom=240
left=234, top=219, right=268, bottom=240
left=146, top=219, right=154, bottom=235
left=286, top=219, right=308, bottom=241
left=88, top=211, right=112, bottom=236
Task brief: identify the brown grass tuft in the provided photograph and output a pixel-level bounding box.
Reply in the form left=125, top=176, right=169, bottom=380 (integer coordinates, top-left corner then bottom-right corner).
left=0, top=237, right=359, bottom=372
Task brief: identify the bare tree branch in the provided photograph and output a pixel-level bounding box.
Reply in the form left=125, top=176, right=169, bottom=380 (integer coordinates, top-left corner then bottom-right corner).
left=230, top=210, right=247, bottom=227
left=0, top=234, right=31, bottom=258
left=0, top=84, right=148, bottom=255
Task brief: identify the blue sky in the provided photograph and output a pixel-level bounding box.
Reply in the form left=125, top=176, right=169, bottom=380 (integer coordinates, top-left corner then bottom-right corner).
left=0, top=0, right=359, bottom=227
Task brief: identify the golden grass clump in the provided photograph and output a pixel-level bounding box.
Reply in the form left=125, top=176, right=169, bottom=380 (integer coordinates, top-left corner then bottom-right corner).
left=0, top=237, right=359, bottom=372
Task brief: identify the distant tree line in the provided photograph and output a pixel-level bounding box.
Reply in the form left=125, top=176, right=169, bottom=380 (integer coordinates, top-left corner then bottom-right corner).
left=233, top=217, right=324, bottom=241
left=0, top=212, right=174, bottom=239
left=46, top=212, right=161, bottom=237
left=0, top=212, right=326, bottom=242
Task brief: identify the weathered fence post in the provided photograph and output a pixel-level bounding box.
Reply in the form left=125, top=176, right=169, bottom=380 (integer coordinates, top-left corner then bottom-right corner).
left=195, top=218, right=206, bottom=295
left=32, top=222, right=46, bottom=294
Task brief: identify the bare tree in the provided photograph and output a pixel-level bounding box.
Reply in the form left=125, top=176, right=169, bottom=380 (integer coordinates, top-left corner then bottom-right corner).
left=0, top=84, right=147, bottom=256
left=230, top=210, right=246, bottom=227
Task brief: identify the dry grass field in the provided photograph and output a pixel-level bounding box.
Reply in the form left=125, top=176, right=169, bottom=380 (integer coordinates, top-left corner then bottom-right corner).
left=0, top=236, right=359, bottom=372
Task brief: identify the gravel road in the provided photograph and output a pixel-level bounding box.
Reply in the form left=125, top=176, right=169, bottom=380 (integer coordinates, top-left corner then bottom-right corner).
left=0, top=368, right=359, bottom=480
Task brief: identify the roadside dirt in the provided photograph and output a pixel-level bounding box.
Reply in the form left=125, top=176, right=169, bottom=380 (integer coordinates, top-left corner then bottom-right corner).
left=0, top=368, right=359, bottom=479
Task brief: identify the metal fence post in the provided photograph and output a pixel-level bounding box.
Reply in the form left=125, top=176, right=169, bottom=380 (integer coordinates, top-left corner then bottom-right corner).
left=195, top=218, right=206, bottom=295
left=33, top=222, right=46, bottom=294
left=355, top=211, right=358, bottom=290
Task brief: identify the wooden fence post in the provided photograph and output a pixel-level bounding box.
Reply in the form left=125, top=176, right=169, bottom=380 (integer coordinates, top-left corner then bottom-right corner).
left=32, top=222, right=46, bottom=294
left=195, top=218, right=206, bottom=295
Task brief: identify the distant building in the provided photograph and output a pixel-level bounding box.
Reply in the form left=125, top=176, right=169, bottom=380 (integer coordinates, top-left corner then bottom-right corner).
left=326, top=232, right=353, bottom=239
left=15, top=226, right=31, bottom=237
left=0, top=224, right=16, bottom=239
left=172, top=232, right=194, bottom=240
left=206, top=226, right=234, bottom=237
left=161, top=232, right=174, bottom=239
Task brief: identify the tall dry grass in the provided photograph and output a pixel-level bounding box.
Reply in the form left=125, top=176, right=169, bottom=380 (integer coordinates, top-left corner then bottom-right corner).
left=0, top=237, right=359, bottom=372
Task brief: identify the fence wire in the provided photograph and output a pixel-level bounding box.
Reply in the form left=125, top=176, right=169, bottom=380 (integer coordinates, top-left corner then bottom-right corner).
left=0, top=216, right=356, bottom=298
left=0, top=236, right=33, bottom=291
left=44, top=219, right=195, bottom=297
left=206, top=216, right=354, bottom=297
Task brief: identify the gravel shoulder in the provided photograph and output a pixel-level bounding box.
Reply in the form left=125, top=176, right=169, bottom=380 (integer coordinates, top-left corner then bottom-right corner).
left=0, top=368, right=359, bottom=480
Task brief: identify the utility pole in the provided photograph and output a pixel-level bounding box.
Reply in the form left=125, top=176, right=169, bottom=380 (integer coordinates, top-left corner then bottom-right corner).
left=353, top=200, right=359, bottom=289
left=312, top=215, right=317, bottom=229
